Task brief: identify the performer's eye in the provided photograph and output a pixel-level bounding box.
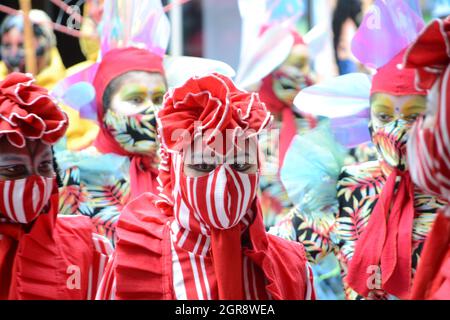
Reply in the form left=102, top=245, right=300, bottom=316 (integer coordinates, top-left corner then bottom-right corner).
left=0, top=165, right=28, bottom=178
left=376, top=113, right=393, bottom=123
left=404, top=113, right=421, bottom=123
left=129, top=96, right=145, bottom=105
left=231, top=163, right=253, bottom=172
left=38, top=161, right=53, bottom=174
left=152, top=93, right=164, bottom=105
left=188, top=163, right=217, bottom=173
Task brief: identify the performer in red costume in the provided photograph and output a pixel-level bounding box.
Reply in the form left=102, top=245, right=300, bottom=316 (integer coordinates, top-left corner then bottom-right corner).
left=97, top=73, right=315, bottom=300
left=0, top=73, right=112, bottom=300
left=56, top=0, right=173, bottom=244
left=92, top=47, right=165, bottom=198
left=58, top=47, right=167, bottom=243
left=273, top=48, right=446, bottom=300
left=404, top=16, right=450, bottom=300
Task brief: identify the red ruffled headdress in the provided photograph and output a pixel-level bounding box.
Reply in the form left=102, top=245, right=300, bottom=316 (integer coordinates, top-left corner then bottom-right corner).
left=404, top=18, right=450, bottom=90
left=92, top=47, right=165, bottom=199
left=0, top=73, right=68, bottom=147
left=157, top=73, right=272, bottom=300
left=158, top=73, right=271, bottom=153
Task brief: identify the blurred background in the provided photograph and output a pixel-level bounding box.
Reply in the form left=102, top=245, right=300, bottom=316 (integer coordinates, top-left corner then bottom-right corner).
left=0, top=0, right=449, bottom=77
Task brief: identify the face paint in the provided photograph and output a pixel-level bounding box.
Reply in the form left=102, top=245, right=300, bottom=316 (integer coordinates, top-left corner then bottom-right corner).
left=183, top=135, right=259, bottom=178
left=370, top=94, right=426, bottom=130
left=1, top=27, right=25, bottom=72
left=114, top=83, right=165, bottom=115
left=369, top=94, right=426, bottom=170
left=0, top=140, right=55, bottom=181
left=0, top=175, right=54, bottom=224
left=272, top=44, right=313, bottom=105
left=104, top=72, right=166, bottom=154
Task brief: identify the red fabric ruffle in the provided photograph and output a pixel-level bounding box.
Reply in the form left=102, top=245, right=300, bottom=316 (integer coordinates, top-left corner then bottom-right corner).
left=404, top=18, right=450, bottom=90
left=112, top=193, right=309, bottom=300
left=244, top=201, right=309, bottom=300
left=114, top=193, right=174, bottom=300
left=5, top=214, right=96, bottom=300
left=0, top=73, right=68, bottom=147
left=411, top=212, right=450, bottom=300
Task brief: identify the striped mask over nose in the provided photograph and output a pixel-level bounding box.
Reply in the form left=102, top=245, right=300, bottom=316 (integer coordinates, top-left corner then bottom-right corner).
left=0, top=175, right=54, bottom=224
left=180, top=165, right=258, bottom=230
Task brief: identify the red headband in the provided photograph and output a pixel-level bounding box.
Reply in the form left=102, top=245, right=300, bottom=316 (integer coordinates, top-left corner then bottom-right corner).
left=371, top=49, right=426, bottom=96
left=93, top=47, right=165, bottom=123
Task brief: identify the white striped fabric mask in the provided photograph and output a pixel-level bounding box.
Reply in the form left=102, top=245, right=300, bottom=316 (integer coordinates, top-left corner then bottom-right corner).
left=179, top=165, right=258, bottom=230
left=0, top=175, right=54, bottom=224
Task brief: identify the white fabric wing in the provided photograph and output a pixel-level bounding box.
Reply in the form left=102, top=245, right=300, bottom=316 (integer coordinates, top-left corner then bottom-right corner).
left=294, top=73, right=371, bottom=118
left=164, top=56, right=236, bottom=88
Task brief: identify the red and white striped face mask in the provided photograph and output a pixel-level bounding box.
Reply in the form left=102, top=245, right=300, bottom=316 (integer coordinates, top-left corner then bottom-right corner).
left=0, top=175, right=54, bottom=224
left=179, top=165, right=258, bottom=230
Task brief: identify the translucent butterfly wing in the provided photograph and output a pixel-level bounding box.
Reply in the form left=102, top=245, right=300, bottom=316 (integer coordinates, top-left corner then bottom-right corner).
left=294, top=73, right=372, bottom=147
left=280, top=122, right=347, bottom=213
left=351, top=0, right=424, bottom=69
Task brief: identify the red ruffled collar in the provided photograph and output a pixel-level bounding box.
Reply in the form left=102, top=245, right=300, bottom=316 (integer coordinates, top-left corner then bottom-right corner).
left=0, top=193, right=96, bottom=300
left=114, top=193, right=309, bottom=300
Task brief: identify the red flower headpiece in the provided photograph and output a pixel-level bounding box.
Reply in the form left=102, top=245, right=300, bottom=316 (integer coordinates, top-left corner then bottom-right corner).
left=0, top=73, right=68, bottom=148
left=155, top=73, right=272, bottom=214
left=158, top=73, right=272, bottom=153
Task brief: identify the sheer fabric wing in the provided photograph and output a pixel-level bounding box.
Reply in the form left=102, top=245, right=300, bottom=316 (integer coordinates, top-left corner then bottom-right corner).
left=294, top=73, right=372, bottom=147
left=351, top=0, right=424, bottom=69
left=164, top=56, right=236, bottom=88
left=51, top=63, right=99, bottom=121
left=235, top=24, right=294, bottom=90
left=280, top=122, right=347, bottom=215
